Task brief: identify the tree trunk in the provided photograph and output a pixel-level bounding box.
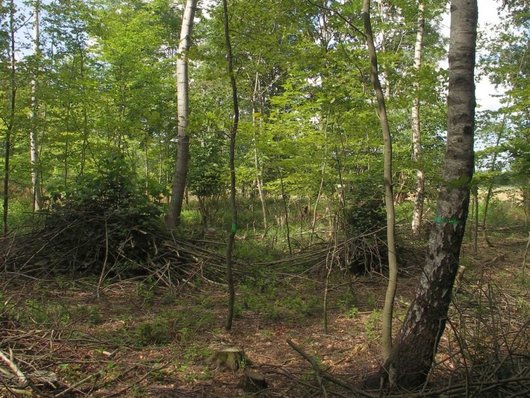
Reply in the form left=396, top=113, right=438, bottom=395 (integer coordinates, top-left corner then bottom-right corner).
left=375, top=0, right=477, bottom=389
left=279, top=169, right=292, bottom=256
left=362, top=0, right=398, bottom=361
left=80, top=50, right=89, bottom=177
left=411, top=1, right=426, bottom=237
left=30, top=0, right=42, bottom=212
left=481, top=116, right=506, bottom=247
left=251, top=72, right=268, bottom=233
left=3, top=0, right=17, bottom=236
left=222, top=0, right=239, bottom=331
left=166, top=0, right=197, bottom=228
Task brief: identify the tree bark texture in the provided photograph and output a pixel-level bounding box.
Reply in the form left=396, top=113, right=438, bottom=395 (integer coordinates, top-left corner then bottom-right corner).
left=166, top=0, right=197, bottom=228
left=30, top=0, right=42, bottom=212
left=378, top=0, right=477, bottom=389
left=251, top=73, right=268, bottom=233
left=3, top=0, right=17, bottom=236
left=411, top=1, right=425, bottom=236
left=222, top=0, right=239, bottom=331
left=362, top=0, right=398, bottom=361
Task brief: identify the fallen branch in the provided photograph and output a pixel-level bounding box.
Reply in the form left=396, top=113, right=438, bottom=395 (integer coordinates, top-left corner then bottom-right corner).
left=103, top=360, right=171, bottom=398
left=55, top=368, right=103, bottom=397
left=287, top=339, right=375, bottom=398
left=0, top=349, right=27, bottom=386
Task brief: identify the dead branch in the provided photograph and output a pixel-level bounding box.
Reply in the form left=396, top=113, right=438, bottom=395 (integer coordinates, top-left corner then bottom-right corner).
left=0, top=349, right=27, bottom=386
left=287, top=339, right=375, bottom=398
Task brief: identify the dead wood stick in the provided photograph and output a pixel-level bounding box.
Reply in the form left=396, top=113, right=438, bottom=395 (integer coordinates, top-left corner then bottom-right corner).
left=0, top=349, right=27, bottom=386
left=55, top=369, right=104, bottom=397
left=0, top=386, right=32, bottom=396
left=103, top=360, right=171, bottom=398
left=286, top=339, right=327, bottom=398
left=286, top=339, right=375, bottom=398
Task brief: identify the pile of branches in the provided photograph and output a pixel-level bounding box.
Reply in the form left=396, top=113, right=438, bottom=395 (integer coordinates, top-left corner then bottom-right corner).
left=254, top=229, right=389, bottom=275
left=1, top=205, right=236, bottom=286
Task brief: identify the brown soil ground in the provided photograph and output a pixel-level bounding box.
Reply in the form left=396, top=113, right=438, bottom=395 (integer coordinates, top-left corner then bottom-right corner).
left=1, top=232, right=528, bottom=397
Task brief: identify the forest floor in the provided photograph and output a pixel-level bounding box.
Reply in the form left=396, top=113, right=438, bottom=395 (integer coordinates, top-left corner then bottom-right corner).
left=1, top=230, right=529, bottom=397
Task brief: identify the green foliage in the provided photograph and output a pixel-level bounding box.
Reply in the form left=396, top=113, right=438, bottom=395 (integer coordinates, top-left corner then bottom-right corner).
left=72, top=305, right=103, bottom=325
left=482, top=195, right=527, bottom=228
left=188, top=133, right=225, bottom=198
left=239, top=276, right=320, bottom=322
left=19, top=299, right=71, bottom=327
left=134, top=318, right=173, bottom=346
left=345, top=306, right=360, bottom=319
left=364, top=310, right=382, bottom=343
left=343, top=176, right=386, bottom=236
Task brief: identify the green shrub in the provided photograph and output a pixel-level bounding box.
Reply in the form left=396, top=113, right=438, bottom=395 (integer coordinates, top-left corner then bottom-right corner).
left=8, top=151, right=168, bottom=277
left=134, top=319, right=173, bottom=346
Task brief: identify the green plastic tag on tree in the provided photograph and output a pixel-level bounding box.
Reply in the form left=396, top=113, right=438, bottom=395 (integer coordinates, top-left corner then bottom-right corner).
left=231, top=223, right=237, bottom=233
left=434, top=216, right=460, bottom=225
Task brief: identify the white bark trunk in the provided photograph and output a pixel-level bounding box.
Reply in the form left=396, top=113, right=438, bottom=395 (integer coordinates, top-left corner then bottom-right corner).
left=167, top=0, right=198, bottom=228
left=3, top=0, right=17, bottom=236
left=252, top=73, right=268, bottom=232
left=30, top=0, right=41, bottom=212
left=374, top=0, right=478, bottom=389
left=411, top=1, right=425, bottom=236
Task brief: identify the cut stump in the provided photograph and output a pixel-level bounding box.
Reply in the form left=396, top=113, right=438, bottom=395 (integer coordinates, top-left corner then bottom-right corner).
left=238, top=369, right=268, bottom=392
left=208, top=347, right=248, bottom=371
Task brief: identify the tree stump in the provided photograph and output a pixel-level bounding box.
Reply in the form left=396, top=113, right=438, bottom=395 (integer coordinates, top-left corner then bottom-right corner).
left=208, top=347, right=248, bottom=371
left=238, top=369, right=268, bottom=392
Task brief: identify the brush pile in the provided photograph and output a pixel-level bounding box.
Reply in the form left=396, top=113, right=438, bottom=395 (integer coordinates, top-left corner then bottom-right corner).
left=0, top=156, right=236, bottom=285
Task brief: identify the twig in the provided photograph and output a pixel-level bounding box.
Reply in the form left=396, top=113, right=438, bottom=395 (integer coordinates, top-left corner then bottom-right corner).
left=55, top=368, right=103, bottom=397
left=103, top=360, right=171, bottom=398
left=287, top=339, right=375, bottom=398
left=96, top=218, right=109, bottom=299
left=0, top=349, right=27, bottom=386
left=286, top=339, right=327, bottom=397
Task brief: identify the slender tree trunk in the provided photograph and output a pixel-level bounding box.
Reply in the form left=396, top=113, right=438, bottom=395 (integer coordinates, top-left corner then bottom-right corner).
left=3, top=0, right=17, bottom=236
left=252, top=72, right=268, bottom=233
left=222, top=0, right=239, bottom=331
left=362, top=0, right=398, bottom=361
left=311, top=118, right=329, bottom=244
left=481, top=116, right=506, bottom=247
left=374, top=0, right=478, bottom=389
left=30, top=0, right=42, bottom=212
left=279, top=169, right=292, bottom=256
left=64, top=104, right=71, bottom=190
left=166, top=0, right=197, bottom=228
left=80, top=50, right=89, bottom=177
left=411, top=1, right=426, bottom=236
left=472, top=185, right=479, bottom=255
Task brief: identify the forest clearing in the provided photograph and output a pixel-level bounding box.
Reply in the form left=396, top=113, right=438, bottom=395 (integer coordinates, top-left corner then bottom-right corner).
left=1, top=0, right=529, bottom=396
left=1, top=193, right=528, bottom=397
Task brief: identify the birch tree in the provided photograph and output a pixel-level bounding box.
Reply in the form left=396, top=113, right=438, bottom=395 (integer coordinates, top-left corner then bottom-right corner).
left=411, top=1, right=425, bottom=236
left=371, top=0, right=478, bottom=389
left=30, top=0, right=42, bottom=212
left=166, top=0, right=198, bottom=228
left=2, top=0, right=17, bottom=235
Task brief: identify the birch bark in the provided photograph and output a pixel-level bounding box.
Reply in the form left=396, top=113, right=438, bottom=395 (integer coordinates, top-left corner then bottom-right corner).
left=411, top=1, right=425, bottom=236
left=166, top=0, right=198, bottom=228
left=373, top=0, right=478, bottom=389
left=3, top=0, right=17, bottom=236
left=30, top=0, right=42, bottom=212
